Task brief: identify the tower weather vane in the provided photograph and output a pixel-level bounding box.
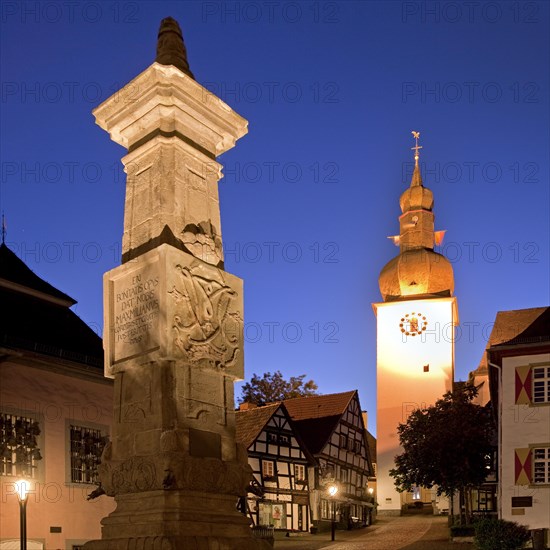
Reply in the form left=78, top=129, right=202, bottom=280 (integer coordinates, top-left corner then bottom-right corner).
left=411, top=130, right=422, bottom=167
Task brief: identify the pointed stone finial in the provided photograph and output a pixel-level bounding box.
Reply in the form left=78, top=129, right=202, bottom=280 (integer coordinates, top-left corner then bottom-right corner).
left=410, top=131, right=423, bottom=187
left=156, top=17, right=194, bottom=79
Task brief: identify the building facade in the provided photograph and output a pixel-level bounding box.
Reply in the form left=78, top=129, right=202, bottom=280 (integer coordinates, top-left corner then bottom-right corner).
left=237, top=391, right=374, bottom=533
left=487, top=307, right=550, bottom=540
left=284, top=391, right=374, bottom=531
left=236, top=403, right=311, bottom=531
left=0, top=243, right=115, bottom=549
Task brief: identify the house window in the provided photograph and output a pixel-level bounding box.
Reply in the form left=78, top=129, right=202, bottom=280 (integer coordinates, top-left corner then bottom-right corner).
left=321, top=499, right=330, bottom=519
left=339, top=434, right=348, bottom=448
left=262, top=460, right=275, bottom=478
left=354, top=440, right=361, bottom=454
left=340, top=468, right=348, bottom=483
left=295, top=464, right=306, bottom=481
left=533, top=448, right=550, bottom=484
left=412, top=486, right=421, bottom=500
left=533, top=366, right=550, bottom=404
left=69, top=425, right=106, bottom=484
left=279, top=434, right=290, bottom=446
left=267, top=432, right=277, bottom=443
left=0, top=413, right=42, bottom=478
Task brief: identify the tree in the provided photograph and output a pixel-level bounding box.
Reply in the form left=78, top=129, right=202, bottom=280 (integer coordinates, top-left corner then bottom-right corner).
left=389, top=383, right=494, bottom=524
left=239, top=371, right=319, bottom=406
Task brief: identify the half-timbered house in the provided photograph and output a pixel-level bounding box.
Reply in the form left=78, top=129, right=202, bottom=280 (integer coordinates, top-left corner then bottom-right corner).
left=284, top=391, right=374, bottom=531
left=236, top=403, right=312, bottom=531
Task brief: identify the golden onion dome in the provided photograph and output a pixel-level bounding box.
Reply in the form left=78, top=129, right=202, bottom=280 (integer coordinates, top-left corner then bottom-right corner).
left=378, top=248, right=454, bottom=302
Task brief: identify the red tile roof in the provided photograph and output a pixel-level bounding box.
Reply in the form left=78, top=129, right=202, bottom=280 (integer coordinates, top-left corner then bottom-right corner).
left=284, top=391, right=357, bottom=455
left=235, top=403, right=281, bottom=449
left=488, top=307, right=549, bottom=347
left=235, top=391, right=364, bottom=457
left=283, top=391, right=356, bottom=421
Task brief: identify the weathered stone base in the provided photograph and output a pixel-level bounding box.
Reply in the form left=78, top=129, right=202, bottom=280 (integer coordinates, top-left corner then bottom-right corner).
left=84, top=490, right=271, bottom=550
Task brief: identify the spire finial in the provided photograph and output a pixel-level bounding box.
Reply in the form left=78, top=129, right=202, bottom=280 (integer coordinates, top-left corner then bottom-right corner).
left=156, top=17, right=195, bottom=79
left=411, top=131, right=422, bottom=167
left=410, top=131, right=423, bottom=187
left=1, top=212, right=6, bottom=244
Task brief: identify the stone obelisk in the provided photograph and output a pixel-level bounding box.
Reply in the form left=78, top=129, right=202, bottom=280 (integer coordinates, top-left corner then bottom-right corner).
left=86, top=18, right=269, bottom=550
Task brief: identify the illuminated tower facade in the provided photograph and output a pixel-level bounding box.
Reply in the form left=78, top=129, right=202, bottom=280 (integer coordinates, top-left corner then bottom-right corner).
left=373, top=133, right=458, bottom=515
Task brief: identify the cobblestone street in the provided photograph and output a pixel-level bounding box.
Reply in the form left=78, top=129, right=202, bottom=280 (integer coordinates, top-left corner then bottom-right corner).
left=273, top=515, right=472, bottom=550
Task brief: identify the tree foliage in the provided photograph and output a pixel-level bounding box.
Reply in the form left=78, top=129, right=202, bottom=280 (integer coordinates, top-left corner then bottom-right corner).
left=239, top=371, right=319, bottom=405
left=389, top=384, right=494, bottom=521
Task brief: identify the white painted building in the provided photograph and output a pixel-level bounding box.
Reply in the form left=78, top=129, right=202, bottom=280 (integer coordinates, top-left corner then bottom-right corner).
left=487, top=307, right=550, bottom=539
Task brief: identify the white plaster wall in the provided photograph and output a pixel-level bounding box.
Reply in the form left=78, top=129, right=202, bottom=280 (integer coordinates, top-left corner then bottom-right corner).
left=500, top=353, right=550, bottom=529
left=375, top=297, right=456, bottom=512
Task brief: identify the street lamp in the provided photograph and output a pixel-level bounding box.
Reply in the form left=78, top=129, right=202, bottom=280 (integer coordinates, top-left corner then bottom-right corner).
left=15, top=479, right=28, bottom=550
left=327, top=483, right=338, bottom=541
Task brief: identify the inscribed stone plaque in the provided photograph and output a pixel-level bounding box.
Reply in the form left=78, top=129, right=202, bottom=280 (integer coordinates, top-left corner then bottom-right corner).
left=109, top=259, right=160, bottom=367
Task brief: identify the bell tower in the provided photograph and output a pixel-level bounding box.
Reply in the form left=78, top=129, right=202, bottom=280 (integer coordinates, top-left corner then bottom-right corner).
left=373, top=133, right=458, bottom=515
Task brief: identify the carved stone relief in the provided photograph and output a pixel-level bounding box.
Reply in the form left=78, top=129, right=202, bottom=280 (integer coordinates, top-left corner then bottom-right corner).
left=169, top=261, right=242, bottom=369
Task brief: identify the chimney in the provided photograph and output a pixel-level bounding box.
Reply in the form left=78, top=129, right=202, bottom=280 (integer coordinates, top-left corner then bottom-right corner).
left=239, top=402, right=258, bottom=411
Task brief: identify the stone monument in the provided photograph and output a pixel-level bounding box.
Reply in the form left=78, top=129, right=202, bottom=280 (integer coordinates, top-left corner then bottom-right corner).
left=85, top=18, right=270, bottom=550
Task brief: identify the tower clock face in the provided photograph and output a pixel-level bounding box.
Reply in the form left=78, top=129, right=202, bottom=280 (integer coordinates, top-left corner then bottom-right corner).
left=399, top=312, right=428, bottom=336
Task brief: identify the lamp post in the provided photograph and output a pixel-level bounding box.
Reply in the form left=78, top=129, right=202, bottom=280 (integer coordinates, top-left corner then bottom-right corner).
left=15, top=479, right=28, bottom=550
left=327, top=484, right=338, bottom=542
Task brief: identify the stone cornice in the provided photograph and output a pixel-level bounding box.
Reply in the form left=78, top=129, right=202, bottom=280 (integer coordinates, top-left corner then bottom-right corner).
left=93, top=62, right=248, bottom=157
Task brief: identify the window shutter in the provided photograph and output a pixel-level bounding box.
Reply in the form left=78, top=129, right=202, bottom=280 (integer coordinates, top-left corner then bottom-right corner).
left=515, top=365, right=532, bottom=405
left=514, top=448, right=532, bottom=485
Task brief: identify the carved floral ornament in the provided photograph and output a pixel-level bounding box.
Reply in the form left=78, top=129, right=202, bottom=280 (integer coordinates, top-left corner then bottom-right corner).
left=98, top=450, right=250, bottom=496
left=169, top=261, right=242, bottom=368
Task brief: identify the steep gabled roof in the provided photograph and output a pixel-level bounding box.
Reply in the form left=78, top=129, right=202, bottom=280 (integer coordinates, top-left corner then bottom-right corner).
left=235, top=403, right=281, bottom=449
left=0, top=243, right=75, bottom=306
left=283, top=390, right=356, bottom=420
left=284, top=391, right=356, bottom=455
left=488, top=307, right=549, bottom=347
left=0, top=243, right=103, bottom=368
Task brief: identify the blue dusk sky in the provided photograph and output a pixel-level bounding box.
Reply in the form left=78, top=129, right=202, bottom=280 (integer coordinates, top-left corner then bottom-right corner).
left=1, top=1, right=548, bottom=433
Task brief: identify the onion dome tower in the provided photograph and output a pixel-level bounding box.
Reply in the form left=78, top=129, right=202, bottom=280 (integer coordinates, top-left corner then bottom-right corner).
left=373, top=132, right=458, bottom=516
left=379, top=132, right=454, bottom=301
